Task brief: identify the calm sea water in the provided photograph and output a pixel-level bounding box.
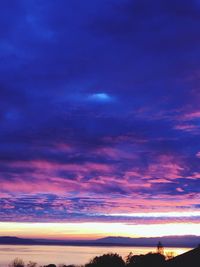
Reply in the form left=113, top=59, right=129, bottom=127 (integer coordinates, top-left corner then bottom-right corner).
left=0, top=245, right=190, bottom=267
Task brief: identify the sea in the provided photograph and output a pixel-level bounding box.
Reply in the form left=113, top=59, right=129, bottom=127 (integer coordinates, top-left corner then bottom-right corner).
left=0, top=245, right=191, bottom=267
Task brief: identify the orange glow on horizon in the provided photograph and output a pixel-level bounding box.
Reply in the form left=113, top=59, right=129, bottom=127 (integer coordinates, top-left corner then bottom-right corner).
left=0, top=222, right=199, bottom=240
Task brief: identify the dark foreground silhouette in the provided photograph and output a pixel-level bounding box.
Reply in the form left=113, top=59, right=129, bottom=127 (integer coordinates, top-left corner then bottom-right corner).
left=8, top=246, right=200, bottom=267
left=165, top=245, right=200, bottom=267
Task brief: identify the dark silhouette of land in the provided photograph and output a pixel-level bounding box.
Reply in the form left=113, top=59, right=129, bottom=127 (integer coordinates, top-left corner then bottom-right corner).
left=165, top=245, right=200, bottom=267
left=96, top=236, right=200, bottom=247
left=0, top=235, right=199, bottom=247
left=8, top=246, right=200, bottom=267
left=0, top=236, right=38, bottom=245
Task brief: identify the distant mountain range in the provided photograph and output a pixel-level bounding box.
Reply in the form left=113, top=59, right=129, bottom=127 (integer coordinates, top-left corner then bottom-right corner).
left=0, top=235, right=199, bottom=247
left=96, top=236, right=200, bottom=247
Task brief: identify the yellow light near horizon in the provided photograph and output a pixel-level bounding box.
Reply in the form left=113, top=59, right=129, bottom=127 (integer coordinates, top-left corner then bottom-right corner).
left=109, top=211, right=200, bottom=218
left=0, top=222, right=199, bottom=239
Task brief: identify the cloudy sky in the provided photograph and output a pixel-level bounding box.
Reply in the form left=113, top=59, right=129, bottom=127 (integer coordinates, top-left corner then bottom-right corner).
left=0, top=0, right=200, bottom=238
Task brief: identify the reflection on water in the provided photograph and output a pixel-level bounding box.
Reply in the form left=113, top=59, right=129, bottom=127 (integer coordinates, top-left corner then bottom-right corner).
left=0, top=245, right=191, bottom=267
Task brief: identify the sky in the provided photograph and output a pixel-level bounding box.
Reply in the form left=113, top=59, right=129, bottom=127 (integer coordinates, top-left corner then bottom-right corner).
left=0, top=0, right=200, bottom=239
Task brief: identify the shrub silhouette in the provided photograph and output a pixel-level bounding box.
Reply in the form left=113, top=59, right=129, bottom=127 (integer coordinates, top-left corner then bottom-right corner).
left=27, top=261, right=37, bottom=267
left=126, top=252, right=165, bottom=267
left=9, top=258, right=25, bottom=267
left=85, top=253, right=125, bottom=267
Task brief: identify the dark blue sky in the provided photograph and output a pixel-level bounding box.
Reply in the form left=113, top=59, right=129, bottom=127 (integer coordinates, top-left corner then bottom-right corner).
left=0, top=0, right=200, bottom=225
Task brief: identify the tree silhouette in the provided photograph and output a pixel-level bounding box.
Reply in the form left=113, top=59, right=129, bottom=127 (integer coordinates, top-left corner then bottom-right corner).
left=157, top=241, right=164, bottom=255
left=126, top=253, right=165, bottom=267
left=85, top=253, right=125, bottom=267
left=126, top=252, right=134, bottom=265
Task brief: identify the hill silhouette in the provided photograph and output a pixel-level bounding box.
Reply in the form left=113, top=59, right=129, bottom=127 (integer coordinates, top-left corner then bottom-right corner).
left=0, top=236, right=37, bottom=245
left=0, top=235, right=199, bottom=247
left=95, top=235, right=200, bottom=247
left=165, top=245, right=200, bottom=267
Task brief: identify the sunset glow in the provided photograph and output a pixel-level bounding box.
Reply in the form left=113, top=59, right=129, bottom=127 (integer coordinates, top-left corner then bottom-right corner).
left=0, top=222, right=199, bottom=240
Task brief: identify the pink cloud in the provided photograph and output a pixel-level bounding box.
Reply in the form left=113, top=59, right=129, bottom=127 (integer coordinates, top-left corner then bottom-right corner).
left=188, top=172, right=200, bottom=179
left=10, top=160, right=113, bottom=174
left=182, top=111, right=200, bottom=120
left=96, top=147, right=137, bottom=160
left=2, top=204, right=15, bottom=209
left=196, top=152, right=200, bottom=158
left=174, top=123, right=199, bottom=133
left=123, top=155, right=184, bottom=181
